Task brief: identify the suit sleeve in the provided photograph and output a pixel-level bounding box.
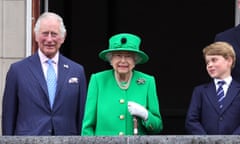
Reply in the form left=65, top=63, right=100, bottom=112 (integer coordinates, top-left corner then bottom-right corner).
left=2, top=64, right=18, bottom=135
left=185, top=86, right=206, bottom=134
left=81, top=74, right=98, bottom=135
left=142, top=76, right=163, bottom=134
left=78, top=65, right=87, bottom=134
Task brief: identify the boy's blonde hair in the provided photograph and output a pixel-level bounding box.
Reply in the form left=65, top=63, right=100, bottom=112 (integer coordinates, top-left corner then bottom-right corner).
left=202, top=41, right=236, bottom=69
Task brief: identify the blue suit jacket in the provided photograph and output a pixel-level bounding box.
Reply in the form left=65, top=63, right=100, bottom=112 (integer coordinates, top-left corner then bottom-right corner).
left=2, top=53, right=87, bottom=135
left=215, top=25, right=240, bottom=82
left=185, top=80, right=240, bottom=134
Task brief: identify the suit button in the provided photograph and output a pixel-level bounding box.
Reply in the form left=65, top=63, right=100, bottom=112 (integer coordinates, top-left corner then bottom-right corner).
left=119, top=115, right=124, bottom=120
left=219, top=105, right=223, bottom=109
left=119, top=99, right=125, bottom=104
left=48, top=129, right=52, bottom=134
left=219, top=117, right=223, bottom=121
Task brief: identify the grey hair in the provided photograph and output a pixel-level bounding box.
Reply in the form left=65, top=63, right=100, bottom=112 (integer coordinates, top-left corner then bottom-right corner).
left=34, top=12, right=66, bottom=38
left=106, top=52, right=142, bottom=64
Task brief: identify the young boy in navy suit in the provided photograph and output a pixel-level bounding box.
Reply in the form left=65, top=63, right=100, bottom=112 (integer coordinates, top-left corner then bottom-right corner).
left=185, top=41, right=240, bottom=134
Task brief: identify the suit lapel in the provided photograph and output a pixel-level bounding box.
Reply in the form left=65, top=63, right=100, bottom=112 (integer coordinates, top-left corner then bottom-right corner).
left=26, top=53, right=52, bottom=111
left=54, top=55, right=69, bottom=109
left=205, top=82, right=221, bottom=114
left=28, top=53, right=49, bottom=97
left=221, top=80, right=240, bottom=113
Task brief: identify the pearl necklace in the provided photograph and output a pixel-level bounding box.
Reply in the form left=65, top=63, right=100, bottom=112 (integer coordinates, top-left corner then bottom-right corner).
left=115, top=71, right=132, bottom=90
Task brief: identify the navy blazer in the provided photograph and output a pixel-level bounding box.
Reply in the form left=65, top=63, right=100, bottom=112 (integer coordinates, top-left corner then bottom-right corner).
left=215, top=25, right=240, bottom=82
left=185, top=80, right=240, bottom=134
left=2, top=53, right=87, bottom=135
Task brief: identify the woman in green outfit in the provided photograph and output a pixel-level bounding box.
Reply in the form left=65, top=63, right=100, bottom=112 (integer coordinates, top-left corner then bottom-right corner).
left=81, top=33, right=163, bottom=136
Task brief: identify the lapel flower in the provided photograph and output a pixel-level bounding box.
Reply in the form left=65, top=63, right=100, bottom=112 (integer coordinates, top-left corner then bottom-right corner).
left=136, top=78, right=145, bottom=85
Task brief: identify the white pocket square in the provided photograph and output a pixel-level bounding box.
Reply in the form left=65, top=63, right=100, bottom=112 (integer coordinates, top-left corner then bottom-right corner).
left=68, top=77, right=79, bottom=84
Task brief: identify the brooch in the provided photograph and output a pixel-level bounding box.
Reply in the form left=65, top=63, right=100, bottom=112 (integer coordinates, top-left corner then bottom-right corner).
left=136, top=78, right=145, bottom=85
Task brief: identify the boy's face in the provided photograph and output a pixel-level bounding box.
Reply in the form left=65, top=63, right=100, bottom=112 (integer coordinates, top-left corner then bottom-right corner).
left=205, top=55, right=232, bottom=79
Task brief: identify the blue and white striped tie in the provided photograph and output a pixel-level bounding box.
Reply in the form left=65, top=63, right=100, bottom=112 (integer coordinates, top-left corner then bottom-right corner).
left=46, top=59, right=57, bottom=108
left=217, top=80, right=225, bottom=109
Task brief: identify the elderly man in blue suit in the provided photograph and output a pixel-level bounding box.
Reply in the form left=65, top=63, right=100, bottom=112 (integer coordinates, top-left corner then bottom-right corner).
left=2, top=12, right=87, bottom=135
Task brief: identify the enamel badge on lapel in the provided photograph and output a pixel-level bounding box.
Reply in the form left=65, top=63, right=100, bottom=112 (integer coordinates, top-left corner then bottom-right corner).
left=63, top=64, right=69, bottom=69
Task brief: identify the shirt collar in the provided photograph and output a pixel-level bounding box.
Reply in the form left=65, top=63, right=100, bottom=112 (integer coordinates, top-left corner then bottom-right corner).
left=214, top=76, right=232, bottom=86
left=38, top=49, right=59, bottom=64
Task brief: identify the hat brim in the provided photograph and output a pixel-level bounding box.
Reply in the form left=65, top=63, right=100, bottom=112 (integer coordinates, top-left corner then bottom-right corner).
left=99, top=48, right=149, bottom=64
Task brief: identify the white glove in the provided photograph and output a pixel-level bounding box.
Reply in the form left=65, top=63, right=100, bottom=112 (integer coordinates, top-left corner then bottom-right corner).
left=128, top=101, right=148, bottom=121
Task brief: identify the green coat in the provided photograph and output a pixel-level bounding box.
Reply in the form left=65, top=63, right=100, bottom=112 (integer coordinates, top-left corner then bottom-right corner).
left=81, top=69, right=163, bottom=136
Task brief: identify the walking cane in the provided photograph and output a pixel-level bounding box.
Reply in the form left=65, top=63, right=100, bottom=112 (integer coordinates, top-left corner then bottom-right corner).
left=133, top=116, right=138, bottom=135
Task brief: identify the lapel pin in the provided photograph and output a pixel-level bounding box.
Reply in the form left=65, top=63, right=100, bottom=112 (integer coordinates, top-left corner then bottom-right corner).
left=63, top=64, right=69, bottom=69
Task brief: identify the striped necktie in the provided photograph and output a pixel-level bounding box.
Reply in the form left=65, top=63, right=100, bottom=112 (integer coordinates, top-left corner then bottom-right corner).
left=46, top=59, right=57, bottom=108
left=217, top=80, right=225, bottom=109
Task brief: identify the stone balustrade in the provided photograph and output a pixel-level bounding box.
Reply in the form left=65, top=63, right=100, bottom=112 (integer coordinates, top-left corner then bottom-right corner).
left=0, top=135, right=239, bottom=144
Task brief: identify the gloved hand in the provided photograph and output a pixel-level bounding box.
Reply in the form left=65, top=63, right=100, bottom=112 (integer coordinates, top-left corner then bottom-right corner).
left=128, top=101, right=148, bottom=121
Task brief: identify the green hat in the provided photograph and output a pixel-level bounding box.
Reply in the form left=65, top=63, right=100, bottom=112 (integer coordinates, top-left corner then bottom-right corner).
left=99, top=33, right=149, bottom=64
